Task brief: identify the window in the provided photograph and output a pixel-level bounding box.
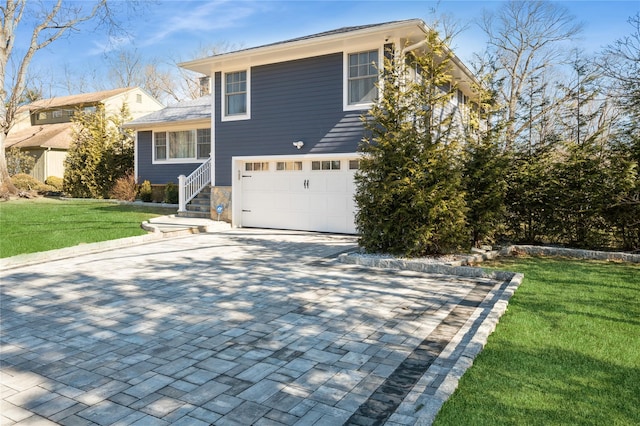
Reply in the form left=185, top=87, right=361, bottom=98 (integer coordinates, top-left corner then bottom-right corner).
left=53, top=110, right=63, bottom=118
left=153, top=128, right=210, bottom=162
left=224, top=70, right=249, bottom=119
left=197, top=128, right=211, bottom=159
left=347, top=50, right=379, bottom=107
left=276, top=161, right=303, bottom=171
left=154, top=132, right=167, bottom=161
left=136, top=94, right=142, bottom=103
left=245, top=162, right=269, bottom=171
left=349, top=159, right=360, bottom=170
left=312, top=160, right=341, bottom=170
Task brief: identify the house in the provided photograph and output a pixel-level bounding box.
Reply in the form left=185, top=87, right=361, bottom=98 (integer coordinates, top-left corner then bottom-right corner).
left=5, top=87, right=164, bottom=182
left=125, top=19, right=479, bottom=234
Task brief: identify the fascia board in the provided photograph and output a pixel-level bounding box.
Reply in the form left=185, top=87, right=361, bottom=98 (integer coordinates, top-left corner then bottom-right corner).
left=180, top=20, right=427, bottom=74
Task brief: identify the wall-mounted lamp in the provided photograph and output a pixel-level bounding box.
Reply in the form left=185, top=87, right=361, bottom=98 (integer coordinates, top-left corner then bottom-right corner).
left=293, top=140, right=304, bottom=150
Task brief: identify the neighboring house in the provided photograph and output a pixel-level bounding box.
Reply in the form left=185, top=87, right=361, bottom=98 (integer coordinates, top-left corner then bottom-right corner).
left=5, top=87, right=164, bottom=182
left=126, top=19, right=479, bottom=234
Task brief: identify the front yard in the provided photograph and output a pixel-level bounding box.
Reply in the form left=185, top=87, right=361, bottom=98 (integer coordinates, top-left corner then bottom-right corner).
left=1, top=199, right=638, bottom=424
left=0, top=198, right=175, bottom=258
left=435, top=257, right=640, bottom=425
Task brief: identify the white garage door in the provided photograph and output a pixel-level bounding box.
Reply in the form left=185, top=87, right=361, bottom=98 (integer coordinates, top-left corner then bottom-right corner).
left=239, top=157, right=358, bottom=234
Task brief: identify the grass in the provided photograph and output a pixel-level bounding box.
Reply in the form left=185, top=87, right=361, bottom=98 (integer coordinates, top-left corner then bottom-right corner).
left=434, top=256, right=640, bottom=425
left=0, top=197, right=176, bottom=258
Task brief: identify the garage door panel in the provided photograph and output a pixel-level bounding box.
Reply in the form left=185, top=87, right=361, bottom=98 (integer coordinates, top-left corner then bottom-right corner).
left=240, top=158, right=357, bottom=234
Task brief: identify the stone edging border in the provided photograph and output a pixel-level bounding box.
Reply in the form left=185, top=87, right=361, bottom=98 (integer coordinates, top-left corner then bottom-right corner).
left=0, top=227, right=200, bottom=272
left=501, top=245, right=640, bottom=263
left=337, top=252, right=513, bottom=280
left=337, top=251, right=523, bottom=425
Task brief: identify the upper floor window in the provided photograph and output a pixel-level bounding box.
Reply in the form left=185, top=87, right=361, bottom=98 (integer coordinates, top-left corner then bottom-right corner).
left=153, top=128, right=210, bottom=163
left=345, top=49, right=379, bottom=110
left=223, top=70, right=250, bottom=121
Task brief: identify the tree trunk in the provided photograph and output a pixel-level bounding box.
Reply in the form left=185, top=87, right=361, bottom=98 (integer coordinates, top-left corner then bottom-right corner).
left=0, top=132, right=18, bottom=195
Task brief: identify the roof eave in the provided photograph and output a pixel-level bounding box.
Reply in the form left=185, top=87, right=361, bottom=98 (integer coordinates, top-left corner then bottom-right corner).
left=179, top=19, right=427, bottom=75
left=123, top=117, right=211, bottom=130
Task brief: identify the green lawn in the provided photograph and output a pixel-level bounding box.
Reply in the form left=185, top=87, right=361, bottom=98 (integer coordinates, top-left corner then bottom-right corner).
left=0, top=198, right=176, bottom=258
left=434, top=256, right=640, bottom=425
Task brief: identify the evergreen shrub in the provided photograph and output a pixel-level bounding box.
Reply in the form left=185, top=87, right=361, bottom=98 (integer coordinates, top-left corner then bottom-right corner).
left=139, top=180, right=153, bottom=202
left=163, top=182, right=178, bottom=204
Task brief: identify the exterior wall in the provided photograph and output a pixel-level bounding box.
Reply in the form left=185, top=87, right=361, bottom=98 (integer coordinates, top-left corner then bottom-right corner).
left=136, top=130, right=204, bottom=184
left=26, top=148, right=66, bottom=181
left=46, top=150, right=67, bottom=179
left=104, top=88, right=164, bottom=120
left=214, top=53, right=364, bottom=186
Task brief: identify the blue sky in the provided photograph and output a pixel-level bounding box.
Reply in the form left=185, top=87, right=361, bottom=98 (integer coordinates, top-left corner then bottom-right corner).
left=18, top=0, right=640, bottom=98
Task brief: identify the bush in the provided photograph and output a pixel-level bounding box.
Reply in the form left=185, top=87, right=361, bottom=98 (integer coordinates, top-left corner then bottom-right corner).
left=163, top=182, right=178, bottom=204
left=6, top=147, right=35, bottom=175
left=11, top=174, right=56, bottom=192
left=110, top=173, right=138, bottom=201
left=139, top=180, right=153, bottom=202
left=45, top=176, right=64, bottom=191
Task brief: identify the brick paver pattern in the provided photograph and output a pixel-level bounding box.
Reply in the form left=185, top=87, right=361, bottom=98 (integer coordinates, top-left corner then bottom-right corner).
left=0, top=230, right=506, bottom=425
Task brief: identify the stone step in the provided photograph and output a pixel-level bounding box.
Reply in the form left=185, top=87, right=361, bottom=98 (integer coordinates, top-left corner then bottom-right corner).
left=177, top=210, right=211, bottom=219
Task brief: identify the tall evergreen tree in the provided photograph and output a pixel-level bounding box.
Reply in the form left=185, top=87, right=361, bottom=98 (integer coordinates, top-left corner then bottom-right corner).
left=64, top=104, right=133, bottom=198
left=355, top=30, right=468, bottom=257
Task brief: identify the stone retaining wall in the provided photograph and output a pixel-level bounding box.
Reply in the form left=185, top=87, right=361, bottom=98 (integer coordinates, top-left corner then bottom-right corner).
left=501, top=245, right=640, bottom=263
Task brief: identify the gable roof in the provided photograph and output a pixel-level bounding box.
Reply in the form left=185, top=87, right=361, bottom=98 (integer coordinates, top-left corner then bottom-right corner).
left=179, top=18, right=478, bottom=89
left=180, top=19, right=427, bottom=74
left=25, top=87, right=136, bottom=111
left=5, top=122, right=74, bottom=149
left=123, top=95, right=211, bottom=129
left=219, top=20, right=416, bottom=57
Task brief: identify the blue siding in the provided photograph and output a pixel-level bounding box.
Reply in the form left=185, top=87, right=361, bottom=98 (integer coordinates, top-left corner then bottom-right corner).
left=137, top=130, right=203, bottom=184
left=215, top=53, right=364, bottom=186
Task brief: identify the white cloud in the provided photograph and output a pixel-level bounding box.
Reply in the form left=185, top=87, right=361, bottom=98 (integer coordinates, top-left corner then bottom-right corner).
left=141, top=0, right=262, bottom=47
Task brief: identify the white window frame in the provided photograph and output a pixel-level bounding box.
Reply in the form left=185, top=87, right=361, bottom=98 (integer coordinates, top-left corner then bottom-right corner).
left=343, top=47, right=382, bottom=111
left=221, top=69, right=251, bottom=122
left=152, top=127, right=211, bottom=164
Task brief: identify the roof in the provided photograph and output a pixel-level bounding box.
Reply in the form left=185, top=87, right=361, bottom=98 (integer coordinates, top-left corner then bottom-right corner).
left=25, top=87, right=136, bottom=111
left=123, top=95, right=212, bottom=128
left=180, top=19, right=428, bottom=74
left=218, top=20, right=416, bottom=57
left=4, top=122, right=74, bottom=149
left=180, top=18, right=479, bottom=92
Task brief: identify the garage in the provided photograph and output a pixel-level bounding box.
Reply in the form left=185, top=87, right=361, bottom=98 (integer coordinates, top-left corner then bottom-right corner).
left=232, top=154, right=359, bottom=234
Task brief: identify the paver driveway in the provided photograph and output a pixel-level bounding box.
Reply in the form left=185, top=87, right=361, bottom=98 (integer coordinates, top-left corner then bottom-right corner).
left=1, top=229, right=515, bottom=425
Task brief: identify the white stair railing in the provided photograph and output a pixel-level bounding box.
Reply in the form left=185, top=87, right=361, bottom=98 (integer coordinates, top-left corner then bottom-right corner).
left=178, top=157, right=211, bottom=213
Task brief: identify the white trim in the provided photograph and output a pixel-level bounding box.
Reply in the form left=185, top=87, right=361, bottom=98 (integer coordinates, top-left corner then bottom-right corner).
left=343, top=46, right=383, bottom=112
left=221, top=68, right=251, bottom=122
left=210, top=79, right=216, bottom=186
left=152, top=158, right=209, bottom=165
left=180, top=19, right=427, bottom=74
left=134, top=132, right=139, bottom=183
